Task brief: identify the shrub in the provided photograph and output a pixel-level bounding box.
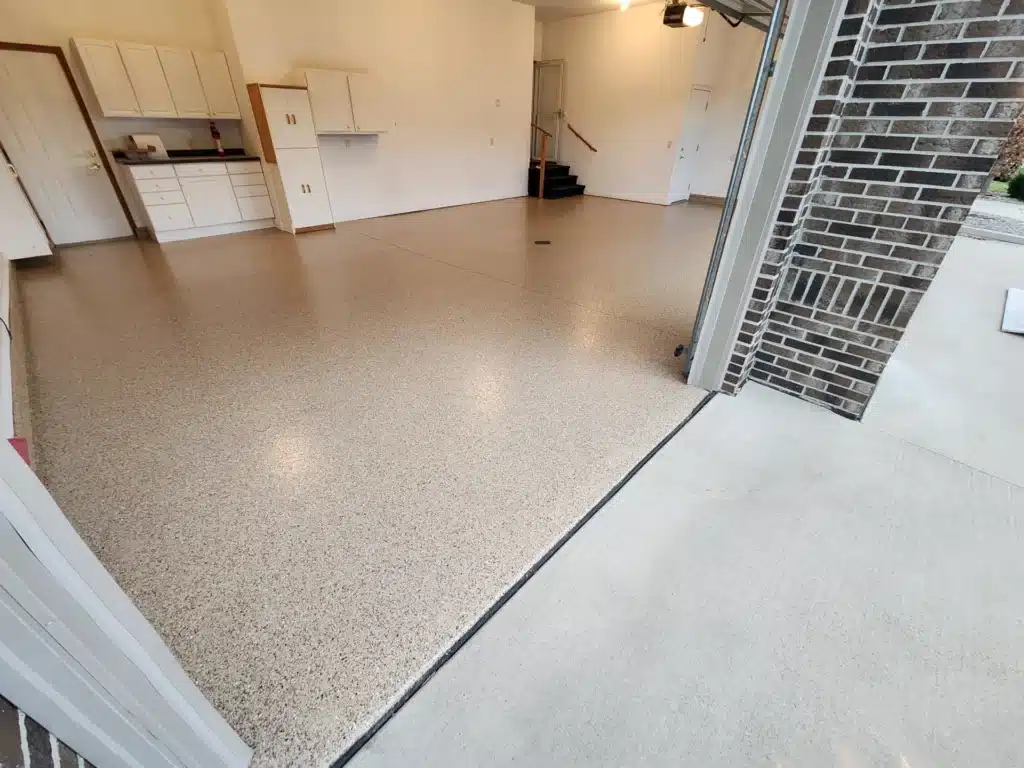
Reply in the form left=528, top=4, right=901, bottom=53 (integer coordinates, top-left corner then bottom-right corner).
left=1009, top=172, right=1024, bottom=202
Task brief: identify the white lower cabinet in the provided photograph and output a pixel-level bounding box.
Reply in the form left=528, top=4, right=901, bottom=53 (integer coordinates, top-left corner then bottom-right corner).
left=126, top=160, right=276, bottom=242
left=179, top=176, right=242, bottom=228
left=276, top=148, right=333, bottom=230
left=149, top=203, right=194, bottom=232
left=238, top=196, right=274, bottom=221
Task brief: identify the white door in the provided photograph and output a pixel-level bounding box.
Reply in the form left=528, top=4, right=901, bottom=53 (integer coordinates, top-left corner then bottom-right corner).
left=194, top=52, right=240, bottom=119
left=532, top=61, right=563, bottom=160
left=276, top=148, right=333, bottom=229
left=669, top=87, right=711, bottom=203
left=346, top=73, right=388, bottom=133
left=304, top=70, right=353, bottom=133
left=72, top=39, right=141, bottom=117
left=157, top=47, right=209, bottom=118
left=0, top=153, right=51, bottom=260
left=0, top=50, right=133, bottom=245
left=117, top=43, right=176, bottom=118
left=262, top=87, right=318, bottom=149
left=179, top=177, right=242, bottom=228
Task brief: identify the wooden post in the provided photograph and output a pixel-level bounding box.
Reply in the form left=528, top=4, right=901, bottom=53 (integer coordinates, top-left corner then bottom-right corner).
left=538, top=133, right=548, bottom=200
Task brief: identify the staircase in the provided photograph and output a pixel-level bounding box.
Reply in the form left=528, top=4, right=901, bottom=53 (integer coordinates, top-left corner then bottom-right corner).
left=528, top=160, right=586, bottom=200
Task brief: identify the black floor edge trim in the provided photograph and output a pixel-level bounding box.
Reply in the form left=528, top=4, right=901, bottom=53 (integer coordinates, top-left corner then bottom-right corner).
left=330, top=390, right=718, bottom=767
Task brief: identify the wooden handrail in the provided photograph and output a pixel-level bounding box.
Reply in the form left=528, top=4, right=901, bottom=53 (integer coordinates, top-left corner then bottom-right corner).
left=566, top=121, right=597, bottom=153
left=531, top=122, right=553, bottom=138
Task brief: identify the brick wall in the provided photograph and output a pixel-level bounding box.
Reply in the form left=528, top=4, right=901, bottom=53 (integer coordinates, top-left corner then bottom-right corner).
left=0, top=694, right=93, bottom=768
left=722, top=0, right=1024, bottom=418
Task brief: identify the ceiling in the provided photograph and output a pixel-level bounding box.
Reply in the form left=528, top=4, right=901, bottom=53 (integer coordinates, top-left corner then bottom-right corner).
left=520, top=0, right=662, bottom=23
left=521, top=0, right=778, bottom=26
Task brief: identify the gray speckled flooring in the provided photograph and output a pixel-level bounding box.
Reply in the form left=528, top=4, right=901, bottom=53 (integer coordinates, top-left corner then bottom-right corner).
left=17, top=196, right=715, bottom=767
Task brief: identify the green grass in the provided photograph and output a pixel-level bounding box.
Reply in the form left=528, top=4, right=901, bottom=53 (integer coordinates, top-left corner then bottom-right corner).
left=990, top=180, right=1009, bottom=194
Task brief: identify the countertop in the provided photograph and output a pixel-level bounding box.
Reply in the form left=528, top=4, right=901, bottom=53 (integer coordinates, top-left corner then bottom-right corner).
left=113, top=149, right=260, bottom=166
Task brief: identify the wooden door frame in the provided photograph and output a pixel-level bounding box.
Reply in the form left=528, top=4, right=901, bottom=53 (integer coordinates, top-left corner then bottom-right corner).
left=0, top=42, right=137, bottom=239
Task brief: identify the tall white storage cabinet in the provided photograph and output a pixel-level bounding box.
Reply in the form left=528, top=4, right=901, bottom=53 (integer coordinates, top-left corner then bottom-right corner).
left=248, top=84, right=334, bottom=234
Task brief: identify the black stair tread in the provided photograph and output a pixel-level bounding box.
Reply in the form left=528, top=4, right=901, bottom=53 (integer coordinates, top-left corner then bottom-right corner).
left=530, top=163, right=570, bottom=176
left=543, top=184, right=586, bottom=199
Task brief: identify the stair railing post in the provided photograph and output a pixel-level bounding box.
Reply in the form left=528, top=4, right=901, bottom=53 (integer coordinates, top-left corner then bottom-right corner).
left=538, top=133, right=548, bottom=200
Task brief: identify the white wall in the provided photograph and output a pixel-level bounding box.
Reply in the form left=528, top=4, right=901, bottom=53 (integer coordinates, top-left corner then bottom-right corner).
left=535, top=21, right=545, bottom=60
left=0, top=0, right=245, bottom=225
left=691, top=21, right=764, bottom=198
left=220, top=0, right=536, bottom=222
left=541, top=5, right=762, bottom=205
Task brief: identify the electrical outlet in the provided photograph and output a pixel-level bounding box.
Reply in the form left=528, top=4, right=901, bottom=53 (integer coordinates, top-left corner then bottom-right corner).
left=490, top=137, right=495, bottom=147
left=495, top=99, right=501, bottom=107
left=667, top=141, right=672, bottom=149
left=345, top=139, right=351, bottom=148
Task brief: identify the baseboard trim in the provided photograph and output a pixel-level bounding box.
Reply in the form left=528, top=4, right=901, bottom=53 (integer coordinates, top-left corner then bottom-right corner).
left=686, top=194, right=726, bottom=207
left=295, top=223, right=337, bottom=234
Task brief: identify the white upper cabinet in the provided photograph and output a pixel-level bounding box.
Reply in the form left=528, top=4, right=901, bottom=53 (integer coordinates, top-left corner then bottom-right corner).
left=194, top=51, right=240, bottom=119
left=347, top=73, right=389, bottom=134
left=301, top=70, right=354, bottom=134
left=157, top=47, right=209, bottom=118
left=72, top=38, right=141, bottom=117
left=261, top=87, right=318, bottom=150
left=117, top=43, right=176, bottom=117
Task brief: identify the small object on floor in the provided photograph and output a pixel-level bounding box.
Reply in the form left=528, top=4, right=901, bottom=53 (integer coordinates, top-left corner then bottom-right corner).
left=1002, top=288, right=1024, bottom=334
left=534, top=240, right=551, bottom=245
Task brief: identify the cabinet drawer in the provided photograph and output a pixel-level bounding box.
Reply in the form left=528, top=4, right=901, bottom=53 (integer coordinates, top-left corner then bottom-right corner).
left=148, top=203, right=194, bottom=232
left=174, top=162, right=228, bottom=177
left=237, top=196, right=274, bottom=221
left=180, top=176, right=241, bottom=227
left=231, top=173, right=265, bottom=188
left=135, top=178, right=182, bottom=194
left=141, top=190, right=186, bottom=206
left=228, top=161, right=263, bottom=176
left=129, top=165, right=177, bottom=180
left=234, top=184, right=268, bottom=198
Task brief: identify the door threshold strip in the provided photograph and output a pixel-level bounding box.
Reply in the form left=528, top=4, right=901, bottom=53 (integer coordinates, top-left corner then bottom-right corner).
left=330, top=391, right=718, bottom=767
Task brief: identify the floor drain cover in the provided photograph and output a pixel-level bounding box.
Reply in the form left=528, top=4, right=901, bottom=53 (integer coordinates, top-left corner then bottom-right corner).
left=534, top=240, right=551, bottom=245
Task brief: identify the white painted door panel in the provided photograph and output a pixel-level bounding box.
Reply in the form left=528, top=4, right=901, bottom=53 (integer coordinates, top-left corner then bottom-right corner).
left=157, top=47, right=209, bottom=118
left=276, top=148, right=332, bottom=229
left=261, top=88, right=318, bottom=149
left=117, top=43, right=175, bottom=118
left=194, top=51, right=240, bottom=119
left=669, top=87, right=711, bottom=203
left=180, top=177, right=241, bottom=227
left=0, top=161, right=51, bottom=259
left=0, top=50, right=132, bottom=244
left=72, top=39, right=140, bottom=117
left=303, top=70, right=354, bottom=133
left=347, top=73, right=389, bottom=133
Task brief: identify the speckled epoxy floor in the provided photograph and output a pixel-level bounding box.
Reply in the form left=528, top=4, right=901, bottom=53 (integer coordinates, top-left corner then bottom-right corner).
left=17, top=196, right=716, bottom=767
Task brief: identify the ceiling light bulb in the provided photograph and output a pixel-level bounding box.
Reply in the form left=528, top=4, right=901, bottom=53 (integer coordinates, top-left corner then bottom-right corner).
left=620, top=0, right=630, bottom=10
left=682, top=4, right=705, bottom=26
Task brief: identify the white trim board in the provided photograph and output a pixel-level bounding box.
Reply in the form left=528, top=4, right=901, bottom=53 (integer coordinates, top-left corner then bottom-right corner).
left=688, top=0, right=846, bottom=391
left=0, top=440, right=252, bottom=766
left=155, top=218, right=274, bottom=244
